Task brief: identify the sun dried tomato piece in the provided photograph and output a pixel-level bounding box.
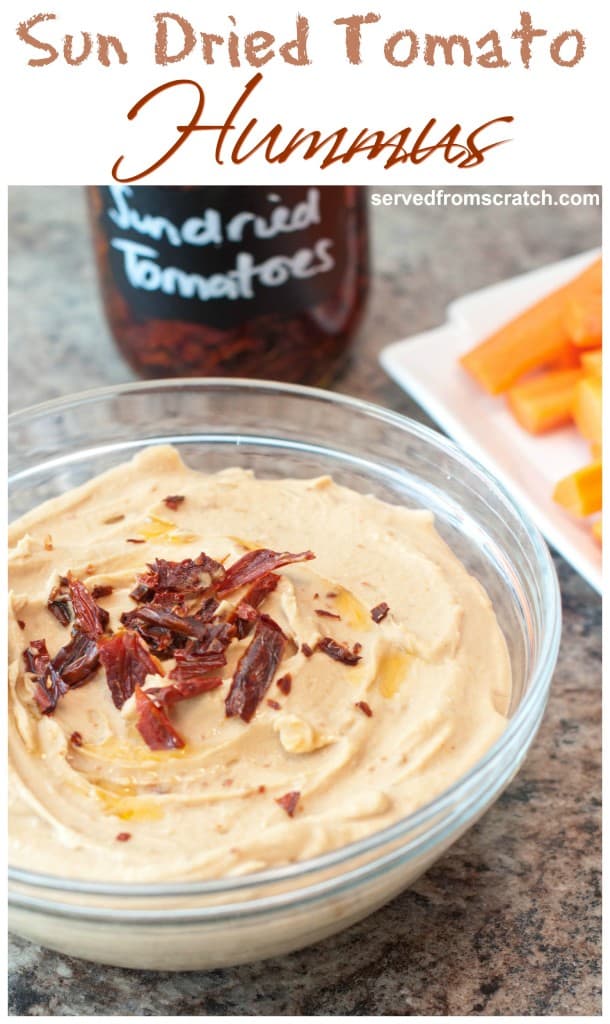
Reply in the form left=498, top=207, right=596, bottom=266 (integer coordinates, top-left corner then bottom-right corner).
left=153, top=553, right=225, bottom=594
left=276, top=791, right=300, bottom=817
left=52, top=631, right=100, bottom=687
left=163, top=494, right=185, bottom=510
left=225, top=614, right=286, bottom=723
left=316, top=637, right=362, bottom=666
left=147, top=676, right=223, bottom=705
left=92, top=585, right=114, bottom=600
left=355, top=700, right=373, bottom=717
left=17, top=619, right=26, bottom=631
left=229, top=572, right=280, bottom=638
left=216, top=549, right=314, bottom=597
left=99, top=631, right=162, bottom=709
left=276, top=673, right=292, bottom=695
left=116, top=832, right=132, bottom=842
left=23, top=639, right=70, bottom=714
left=169, top=651, right=227, bottom=687
left=267, top=699, right=281, bottom=710
left=134, top=685, right=185, bottom=750
left=70, top=730, right=84, bottom=747
left=68, top=575, right=109, bottom=638
left=301, top=642, right=313, bottom=658
left=370, top=602, right=390, bottom=623
left=47, top=582, right=73, bottom=627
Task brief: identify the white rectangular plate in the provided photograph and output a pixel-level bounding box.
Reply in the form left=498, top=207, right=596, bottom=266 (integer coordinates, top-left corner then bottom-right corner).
left=380, top=249, right=602, bottom=594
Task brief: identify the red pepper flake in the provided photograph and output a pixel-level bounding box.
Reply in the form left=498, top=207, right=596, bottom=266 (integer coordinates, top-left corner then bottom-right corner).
left=92, top=585, right=114, bottom=600
left=267, top=699, right=281, bottom=710
left=126, top=538, right=146, bottom=544
left=17, top=619, right=26, bottom=630
left=70, top=730, right=84, bottom=747
left=216, top=548, right=315, bottom=597
left=276, top=673, right=292, bottom=695
left=276, top=791, right=300, bottom=817
left=301, top=643, right=313, bottom=658
left=317, top=637, right=362, bottom=666
left=315, top=608, right=341, bottom=620
left=134, top=685, right=185, bottom=750
left=355, top=700, right=373, bottom=717
left=99, top=630, right=162, bottom=709
left=225, top=614, right=285, bottom=723
left=163, top=494, right=185, bottom=510
left=116, top=832, right=132, bottom=842
left=370, top=602, right=390, bottom=623
left=68, top=575, right=109, bottom=638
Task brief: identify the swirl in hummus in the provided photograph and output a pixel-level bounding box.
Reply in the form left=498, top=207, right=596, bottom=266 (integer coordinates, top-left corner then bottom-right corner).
left=8, top=445, right=511, bottom=882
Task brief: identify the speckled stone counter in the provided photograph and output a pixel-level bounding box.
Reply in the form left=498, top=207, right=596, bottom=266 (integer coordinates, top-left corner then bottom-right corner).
left=8, top=187, right=601, bottom=1016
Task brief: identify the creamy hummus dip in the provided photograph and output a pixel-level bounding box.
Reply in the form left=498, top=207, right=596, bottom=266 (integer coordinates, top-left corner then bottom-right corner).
left=9, top=445, right=510, bottom=882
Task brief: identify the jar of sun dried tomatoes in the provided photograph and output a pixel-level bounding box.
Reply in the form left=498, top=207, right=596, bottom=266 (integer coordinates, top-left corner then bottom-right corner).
left=87, top=186, right=369, bottom=385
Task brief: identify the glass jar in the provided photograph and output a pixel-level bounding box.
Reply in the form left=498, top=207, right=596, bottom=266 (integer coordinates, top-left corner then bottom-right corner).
left=87, top=186, right=369, bottom=385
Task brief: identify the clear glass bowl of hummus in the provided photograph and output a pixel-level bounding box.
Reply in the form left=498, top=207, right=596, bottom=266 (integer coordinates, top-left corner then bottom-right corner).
left=8, top=379, right=561, bottom=970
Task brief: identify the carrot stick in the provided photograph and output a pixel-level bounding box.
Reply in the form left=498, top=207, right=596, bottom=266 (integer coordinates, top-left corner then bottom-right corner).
left=553, top=462, right=602, bottom=517
left=580, top=349, right=603, bottom=376
left=573, top=375, right=602, bottom=445
left=564, top=258, right=602, bottom=348
left=460, top=259, right=602, bottom=395
left=506, top=369, right=583, bottom=434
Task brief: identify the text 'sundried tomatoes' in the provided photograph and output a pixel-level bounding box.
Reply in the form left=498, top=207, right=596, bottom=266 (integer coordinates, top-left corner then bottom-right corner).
left=87, top=186, right=368, bottom=385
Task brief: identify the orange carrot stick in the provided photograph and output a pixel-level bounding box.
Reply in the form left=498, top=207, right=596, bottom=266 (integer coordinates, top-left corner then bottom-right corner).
left=506, top=369, right=583, bottom=434
left=460, top=259, right=602, bottom=395
left=573, top=375, right=602, bottom=445
left=580, top=349, right=603, bottom=376
left=564, top=258, right=602, bottom=349
left=553, top=462, right=602, bottom=517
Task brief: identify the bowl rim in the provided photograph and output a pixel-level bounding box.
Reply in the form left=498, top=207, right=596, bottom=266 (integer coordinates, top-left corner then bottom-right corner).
left=8, top=377, right=562, bottom=900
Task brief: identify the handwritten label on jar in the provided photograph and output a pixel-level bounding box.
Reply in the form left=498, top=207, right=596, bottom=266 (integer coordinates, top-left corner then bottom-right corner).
left=96, top=186, right=347, bottom=329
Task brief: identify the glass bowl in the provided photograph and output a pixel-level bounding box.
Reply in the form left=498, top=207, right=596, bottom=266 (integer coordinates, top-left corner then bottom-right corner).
left=8, top=379, right=561, bottom=970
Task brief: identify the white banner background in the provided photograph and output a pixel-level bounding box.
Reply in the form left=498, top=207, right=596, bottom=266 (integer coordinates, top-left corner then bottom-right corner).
left=3, top=0, right=603, bottom=184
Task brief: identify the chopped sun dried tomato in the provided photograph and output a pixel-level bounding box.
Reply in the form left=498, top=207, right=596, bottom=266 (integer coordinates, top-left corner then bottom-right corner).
left=229, top=573, right=280, bottom=638
left=134, top=685, right=185, bottom=750
left=99, top=630, right=162, bottom=709
left=163, top=494, right=185, bottom=510
left=316, top=637, right=362, bottom=666
left=23, top=639, right=69, bottom=714
left=370, top=602, right=390, bottom=623
left=276, top=791, right=300, bottom=817
left=216, top=549, right=314, bottom=597
left=92, top=585, right=114, bottom=600
left=47, top=582, right=73, bottom=627
left=52, top=631, right=100, bottom=687
left=147, top=676, right=222, bottom=705
left=169, top=647, right=227, bottom=683
left=225, top=614, right=286, bottom=723
left=70, top=730, right=84, bottom=746
left=116, top=832, right=132, bottom=842
left=152, top=553, right=225, bottom=594
left=67, top=575, right=109, bottom=638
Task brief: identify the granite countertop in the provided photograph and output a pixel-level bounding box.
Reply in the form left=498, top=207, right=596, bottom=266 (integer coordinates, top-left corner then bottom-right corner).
left=8, top=186, right=601, bottom=1015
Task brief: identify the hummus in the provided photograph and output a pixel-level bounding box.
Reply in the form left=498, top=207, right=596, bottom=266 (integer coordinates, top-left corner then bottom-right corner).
left=8, top=445, right=510, bottom=882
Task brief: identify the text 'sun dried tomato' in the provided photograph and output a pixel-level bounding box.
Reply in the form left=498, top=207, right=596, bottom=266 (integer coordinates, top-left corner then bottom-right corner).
left=87, top=186, right=369, bottom=385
